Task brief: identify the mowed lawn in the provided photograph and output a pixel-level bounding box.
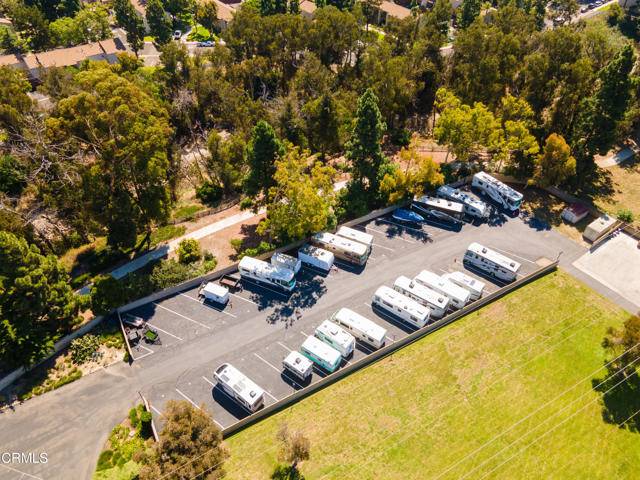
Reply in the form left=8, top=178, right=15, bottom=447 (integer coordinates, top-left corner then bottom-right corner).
left=224, top=270, right=640, bottom=479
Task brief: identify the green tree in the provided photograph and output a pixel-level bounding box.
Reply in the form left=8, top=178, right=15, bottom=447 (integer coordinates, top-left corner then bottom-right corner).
left=0, top=232, right=81, bottom=368
left=532, top=133, right=576, bottom=187
left=73, top=3, right=112, bottom=42
left=459, top=0, right=482, bottom=28
left=346, top=89, right=387, bottom=199
left=258, top=147, right=336, bottom=243
left=547, top=0, right=578, bottom=25
left=46, top=65, right=173, bottom=250
left=139, top=400, right=227, bottom=479
left=260, top=0, right=275, bottom=15
left=0, top=154, right=27, bottom=195
left=244, top=120, right=285, bottom=200
left=146, top=0, right=173, bottom=45
left=177, top=238, right=202, bottom=264
left=277, top=423, right=311, bottom=473
left=10, top=3, right=50, bottom=51
left=0, top=66, right=33, bottom=139
left=279, top=99, right=306, bottom=148
left=603, top=315, right=640, bottom=379
left=113, top=0, right=145, bottom=54
left=289, top=0, right=300, bottom=13
left=196, top=0, right=219, bottom=33
left=304, top=93, right=340, bottom=160
left=205, top=130, right=246, bottom=194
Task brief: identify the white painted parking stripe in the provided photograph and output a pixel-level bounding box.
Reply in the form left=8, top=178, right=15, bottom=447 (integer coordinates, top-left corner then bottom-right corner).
left=229, top=292, right=258, bottom=305
left=150, top=405, right=164, bottom=417
left=175, top=388, right=201, bottom=409
left=277, top=342, right=292, bottom=352
left=153, top=302, right=212, bottom=329
left=372, top=242, right=394, bottom=251
left=0, top=464, right=43, bottom=480
left=365, top=225, right=417, bottom=244
left=147, top=323, right=183, bottom=341
left=254, top=352, right=281, bottom=374
left=133, top=344, right=154, bottom=360
left=179, top=293, right=237, bottom=318
left=491, top=246, right=538, bottom=264
left=202, top=375, right=214, bottom=386
left=263, top=389, right=278, bottom=402
left=242, top=278, right=289, bottom=298
left=385, top=335, right=395, bottom=343
left=300, top=330, right=309, bottom=337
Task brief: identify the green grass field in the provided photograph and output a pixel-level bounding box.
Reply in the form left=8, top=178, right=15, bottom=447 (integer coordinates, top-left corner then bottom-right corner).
left=224, top=270, right=640, bottom=479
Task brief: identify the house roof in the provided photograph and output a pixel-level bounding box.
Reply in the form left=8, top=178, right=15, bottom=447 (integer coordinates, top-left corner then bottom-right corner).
left=379, top=0, right=411, bottom=19
left=299, top=0, right=317, bottom=14
left=22, top=39, right=126, bottom=73
left=213, top=0, right=235, bottom=22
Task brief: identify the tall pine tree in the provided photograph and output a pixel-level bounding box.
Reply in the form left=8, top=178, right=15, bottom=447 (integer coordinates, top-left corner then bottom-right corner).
left=146, top=0, right=173, bottom=44
left=114, top=0, right=145, bottom=54
left=244, top=120, right=285, bottom=200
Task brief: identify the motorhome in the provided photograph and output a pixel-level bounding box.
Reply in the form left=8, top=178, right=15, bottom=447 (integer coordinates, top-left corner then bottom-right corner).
left=300, top=335, right=342, bottom=373
left=335, top=226, right=373, bottom=254
left=413, top=270, right=471, bottom=309
left=314, top=320, right=356, bottom=358
left=393, top=275, right=448, bottom=319
left=413, top=196, right=464, bottom=223
left=310, top=232, right=370, bottom=266
left=436, top=185, right=490, bottom=219
left=199, top=282, right=230, bottom=305
left=282, top=351, right=313, bottom=381
left=372, top=285, right=430, bottom=329
left=270, top=252, right=301, bottom=274
left=471, top=172, right=523, bottom=213
left=238, top=256, right=296, bottom=292
left=463, top=242, right=521, bottom=282
left=297, top=244, right=334, bottom=272
left=213, top=363, right=265, bottom=412
left=442, top=271, right=485, bottom=301
left=330, top=308, right=387, bottom=349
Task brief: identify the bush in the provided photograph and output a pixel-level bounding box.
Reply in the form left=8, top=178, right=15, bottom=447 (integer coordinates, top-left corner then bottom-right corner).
left=177, top=238, right=201, bottom=264
left=241, top=241, right=275, bottom=259
left=617, top=209, right=634, bottom=223
left=229, top=238, right=243, bottom=254
left=129, top=406, right=140, bottom=429
left=70, top=335, right=101, bottom=364
left=196, top=181, right=224, bottom=206
left=91, top=274, right=127, bottom=315
left=389, top=128, right=411, bottom=147
left=140, top=410, right=153, bottom=438
left=96, top=450, right=114, bottom=471
left=149, top=259, right=192, bottom=289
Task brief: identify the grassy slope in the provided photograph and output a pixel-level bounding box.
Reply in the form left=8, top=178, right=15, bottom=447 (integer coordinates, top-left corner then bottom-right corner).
left=224, top=270, right=640, bottom=479
left=595, top=158, right=640, bottom=226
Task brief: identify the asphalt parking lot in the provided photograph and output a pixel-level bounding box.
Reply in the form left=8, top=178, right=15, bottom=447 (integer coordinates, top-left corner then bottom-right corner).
left=128, top=205, right=580, bottom=430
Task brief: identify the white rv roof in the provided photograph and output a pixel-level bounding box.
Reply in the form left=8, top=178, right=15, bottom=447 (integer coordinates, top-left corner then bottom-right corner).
left=202, top=282, right=228, bottom=298
left=301, top=335, right=342, bottom=364
left=445, top=271, right=486, bottom=292
left=214, top=363, right=264, bottom=407
left=239, top=256, right=295, bottom=282
left=415, top=196, right=464, bottom=214
left=394, top=275, right=449, bottom=309
left=374, top=285, right=430, bottom=319
left=438, top=185, right=487, bottom=211
left=336, top=226, right=374, bottom=246
left=333, top=308, right=387, bottom=343
left=473, top=172, right=523, bottom=202
left=298, top=244, right=335, bottom=262
left=283, top=351, right=313, bottom=374
left=414, top=270, right=471, bottom=302
left=312, top=232, right=368, bottom=256
left=467, top=242, right=521, bottom=273
left=316, top=320, right=354, bottom=348
left=271, top=252, right=300, bottom=269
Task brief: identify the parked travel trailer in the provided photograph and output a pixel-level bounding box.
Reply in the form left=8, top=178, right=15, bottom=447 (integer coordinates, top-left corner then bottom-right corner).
left=314, top=320, right=356, bottom=358
left=297, top=244, right=334, bottom=272
left=413, top=195, right=464, bottom=224
left=393, top=275, right=448, bottom=318
left=214, top=363, right=265, bottom=412
left=271, top=252, right=301, bottom=274
left=238, top=256, right=296, bottom=291
left=442, top=271, right=485, bottom=301
left=413, top=270, right=471, bottom=309
left=336, top=226, right=373, bottom=254
left=436, top=185, right=490, bottom=219
left=471, top=172, right=523, bottom=213
left=372, top=285, right=430, bottom=329
left=331, top=307, right=387, bottom=349
left=282, top=351, right=313, bottom=381
left=310, top=232, right=369, bottom=265
left=300, top=335, right=342, bottom=373
left=463, top=242, right=521, bottom=282
left=199, top=282, right=230, bottom=305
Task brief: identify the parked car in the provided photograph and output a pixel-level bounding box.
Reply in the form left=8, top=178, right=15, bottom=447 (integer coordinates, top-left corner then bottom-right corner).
left=122, top=315, right=144, bottom=329
left=392, top=209, right=424, bottom=225
left=198, top=40, right=214, bottom=47
left=173, top=30, right=182, bottom=40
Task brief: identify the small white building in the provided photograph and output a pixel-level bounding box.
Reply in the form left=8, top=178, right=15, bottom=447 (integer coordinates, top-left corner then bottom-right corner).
left=583, top=215, right=618, bottom=242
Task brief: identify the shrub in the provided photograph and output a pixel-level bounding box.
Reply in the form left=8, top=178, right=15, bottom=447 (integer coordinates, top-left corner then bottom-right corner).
left=177, top=238, right=201, bottom=264
left=149, top=259, right=191, bottom=290
left=70, top=335, right=101, bottom=365
left=129, top=406, right=140, bottom=429
left=229, top=238, right=243, bottom=254
left=389, top=128, right=411, bottom=147
left=96, top=450, right=114, bottom=471
left=140, top=410, right=153, bottom=438
left=241, top=241, right=275, bottom=259
left=196, top=181, right=224, bottom=206
left=91, top=274, right=126, bottom=315
left=617, top=209, right=634, bottom=223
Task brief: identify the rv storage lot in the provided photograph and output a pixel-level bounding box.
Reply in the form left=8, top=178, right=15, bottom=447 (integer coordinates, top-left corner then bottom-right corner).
left=129, top=210, right=585, bottom=430
left=224, top=271, right=639, bottom=479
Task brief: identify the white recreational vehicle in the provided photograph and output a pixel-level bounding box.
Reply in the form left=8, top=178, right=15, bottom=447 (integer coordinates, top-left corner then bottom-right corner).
left=442, top=271, right=485, bottom=301
left=199, top=282, right=230, bottom=305
left=314, top=320, right=355, bottom=358
left=372, top=285, right=430, bottom=329
left=413, top=270, right=471, bottom=309
left=393, top=275, right=448, bottom=318
left=238, top=256, right=296, bottom=292
left=331, top=307, right=387, bottom=350
left=463, top=242, right=521, bottom=282
left=310, top=232, right=370, bottom=266
left=297, top=244, right=334, bottom=272
left=282, top=351, right=313, bottom=381
left=413, top=195, right=464, bottom=223
left=214, top=363, right=265, bottom=412
left=471, top=172, right=523, bottom=213
left=300, top=335, right=342, bottom=373
left=335, top=226, right=373, bottom=254
left=270, top=252, right=301, bottom=274
left=436, top=185, right=490, bottom=219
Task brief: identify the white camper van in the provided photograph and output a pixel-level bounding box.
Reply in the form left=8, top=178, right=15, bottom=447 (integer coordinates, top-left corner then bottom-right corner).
left=271, top=252, right=301, bottom=274
left=331, top=308, right=387, bottom=349
left=372, top=285, right=430, bottom=329
left=311, top=232, right=370, bottom=265
left=298, top=244, right=334, bottom=272
left=463, top=242, right=521, bottom=282
left=314, top=320, right=355, bottom=358
left=199, top=282, right=230, bottom=305
left=282, top=351, right=313, bottom=381
left=436, top=185, right=490, bottom=219
left=413, top=270, right=471, bottom=309
left=442, top=271, right=485, bottom=301
left=471, top=172, right=523, bottom=213
left=238, top=256, right=296, bottom=291
left=335, top=226, right=373, bottom=254
left=214, top=363, right=265, bottom=412
left=393, top=275, right=448, bottom=318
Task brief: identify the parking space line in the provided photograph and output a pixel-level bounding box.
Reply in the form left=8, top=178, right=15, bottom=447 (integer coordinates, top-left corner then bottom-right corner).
left=179, top=293, right=237, bottom=318
left=133, top=344, right=154, bottom=360
left=150, top=405, right=164, bottom=417
left=148, top=323, right=183, bottom=341
left=0, top=464, right=43, bottom=480
left=263, top=389, right=279, bottom=402
left=202, top=375, right=214, bottom=386
left=385, top=335, right=395, bottom=343
left=153, top=302, right=212, bottom=330
left=372, top=242, right=394, bottom=251
left=242, top=278, right=289, bottom=299
left=300, top=330, right=309, bottom=337
left=229, top=292, right=258, bottom=305
left=277, top=342, right=292, bottom=352
left=175, top=388, right=201, bottom=410
left=254, top=353, right=281, bottom=374
left=366, top=225, right=417, bottom=244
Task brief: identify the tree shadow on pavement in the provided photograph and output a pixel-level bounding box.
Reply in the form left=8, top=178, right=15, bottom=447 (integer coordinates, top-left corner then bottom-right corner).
left=265, top=274, right=328, bottom=325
